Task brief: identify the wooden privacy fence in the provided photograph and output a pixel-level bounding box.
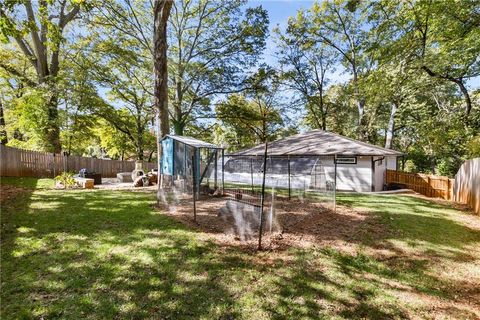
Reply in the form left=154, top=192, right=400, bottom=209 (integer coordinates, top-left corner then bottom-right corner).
left=0, top=145, right=156, bottom=178
left=386, top=169, right=454, bottom=200
left=453, top=158, right=480, bottom=215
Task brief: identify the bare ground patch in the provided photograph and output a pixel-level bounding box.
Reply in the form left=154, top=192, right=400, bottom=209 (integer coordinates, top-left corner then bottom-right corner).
left=159, top=195, right=387, bottom=253
left=0, top=185, right=29, bottom=203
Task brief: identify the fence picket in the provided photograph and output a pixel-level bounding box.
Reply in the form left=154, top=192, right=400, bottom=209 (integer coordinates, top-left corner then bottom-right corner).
left=0, top=145, right=156, bottom=178
left=386, top=169, right=453, bottom=200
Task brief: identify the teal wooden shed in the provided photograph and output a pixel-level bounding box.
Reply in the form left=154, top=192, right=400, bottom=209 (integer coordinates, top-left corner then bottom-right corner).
left=160, top=135, right=224, bottom=193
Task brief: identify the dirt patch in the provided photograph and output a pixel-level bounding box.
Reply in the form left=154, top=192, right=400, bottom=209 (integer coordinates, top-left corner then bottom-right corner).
left=160, top=196, right=386, bottom=252
left=0, top=185, right=29, bottom=203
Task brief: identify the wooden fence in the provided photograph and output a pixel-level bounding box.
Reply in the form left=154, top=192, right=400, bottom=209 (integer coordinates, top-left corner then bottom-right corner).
left=453, top=158, right=480, bottom=215
left=0, top=145, right=156, bottom=178
left=386, top=169, right=454, bottom=200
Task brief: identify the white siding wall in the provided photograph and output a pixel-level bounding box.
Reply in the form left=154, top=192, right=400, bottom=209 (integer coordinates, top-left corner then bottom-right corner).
left=334, top=156, right=372, bottom=192
left=386, top=156, right=397, bottom=170
left=373, top=156, right=386, bottom=191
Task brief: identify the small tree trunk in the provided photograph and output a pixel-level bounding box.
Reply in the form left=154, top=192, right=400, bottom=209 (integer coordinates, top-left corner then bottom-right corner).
left=0, top=99, right=7, bottom=145
left=353, top=70, right=367, bottom=141
left=385, top=102, right=398, bottom=149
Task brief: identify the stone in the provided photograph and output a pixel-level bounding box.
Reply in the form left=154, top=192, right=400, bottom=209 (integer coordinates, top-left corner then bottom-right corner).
left=117, top=172, right=133, bottom=183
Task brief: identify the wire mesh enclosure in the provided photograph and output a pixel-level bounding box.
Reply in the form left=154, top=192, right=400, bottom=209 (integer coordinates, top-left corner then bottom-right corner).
left=223, top=155, right=336, bottom=211
left=158, top=135, right=224, bottom=219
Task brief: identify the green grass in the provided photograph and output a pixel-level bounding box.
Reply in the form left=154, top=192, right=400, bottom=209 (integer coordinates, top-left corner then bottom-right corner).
left=0, top=176, right=54, bottom=189
left=2, top=178, right=479, bottom=319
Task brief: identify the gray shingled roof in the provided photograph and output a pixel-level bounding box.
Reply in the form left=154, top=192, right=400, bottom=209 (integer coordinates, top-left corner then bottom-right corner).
left=163, top=135, right=222, bottom=149
left=229, top=130, right=403, bottom=156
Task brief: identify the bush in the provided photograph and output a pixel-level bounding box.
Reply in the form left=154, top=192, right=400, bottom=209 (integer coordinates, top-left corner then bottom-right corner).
left=54, top=172, right=76, bottom=189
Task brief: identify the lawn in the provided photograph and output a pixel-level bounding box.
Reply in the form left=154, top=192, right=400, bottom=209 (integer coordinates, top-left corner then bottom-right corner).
left=1, top=178, right=479, bottom=319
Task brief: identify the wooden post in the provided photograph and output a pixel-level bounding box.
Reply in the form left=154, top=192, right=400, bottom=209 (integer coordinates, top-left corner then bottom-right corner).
left=287, top=156, right=291, bottom=199
left=214, top=150, right=218, bottom=190
left=52, top=153, right=56, bottom=178
left=258, top=141, right=268, bottom=251
left=250, top=157, right=254, bottom=193
left=427, top=176, right=431, bottom=197
left=334, top=155, right=337, bottom=212
left=221, top=149, right=225, bottom=193
left=192, top=155, right=196, bottom=222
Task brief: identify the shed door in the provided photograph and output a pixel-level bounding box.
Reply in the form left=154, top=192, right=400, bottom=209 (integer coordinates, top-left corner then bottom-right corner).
left=161, top=138, right=173, bottom=175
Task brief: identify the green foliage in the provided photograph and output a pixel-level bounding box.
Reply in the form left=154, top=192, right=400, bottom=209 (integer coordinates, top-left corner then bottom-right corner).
left=167, top=0, right=269, bottom=135
left=54, top=171, right=76, bottom=189
left=466, top=135, right=480, bottom=158
left=216, top=69, right=285, bottom=151
left=5, top=87, right=52, bottom=151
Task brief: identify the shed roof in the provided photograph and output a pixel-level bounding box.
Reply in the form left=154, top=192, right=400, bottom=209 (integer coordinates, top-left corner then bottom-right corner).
left=162, top=134, right=223, bottom=149
left=229, top=130, right=403, bottom=157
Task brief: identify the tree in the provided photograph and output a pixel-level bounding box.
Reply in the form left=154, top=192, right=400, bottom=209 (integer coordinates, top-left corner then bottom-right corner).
left=302, top=0, right=371, bottom=140
left=274, top=19, right=335, bottom=130
left=0, top=0, right=83, bottom=152
left=373, top=0, right=480, bottom=121
left=167, top=0, right=268, bottom=135
left=216, top=68, right=285, bottom=150
left=154, top=0, right=172, bottom=139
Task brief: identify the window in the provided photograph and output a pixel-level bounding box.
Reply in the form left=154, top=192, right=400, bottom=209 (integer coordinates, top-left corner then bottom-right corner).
left=336, top=157, right=357, bottom=164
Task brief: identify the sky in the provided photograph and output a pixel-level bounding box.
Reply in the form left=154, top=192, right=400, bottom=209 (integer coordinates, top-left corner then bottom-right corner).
left=248, top=0, right=351, bottom=86
left=248, top=0, right=314, bottom=64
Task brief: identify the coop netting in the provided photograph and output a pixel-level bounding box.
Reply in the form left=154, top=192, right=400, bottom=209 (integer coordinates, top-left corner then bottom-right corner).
left=223, top=156, right=336, bottom=211
left=159, top=144, right=222, bottom=213
left=158, top=143, right=195, bottom=213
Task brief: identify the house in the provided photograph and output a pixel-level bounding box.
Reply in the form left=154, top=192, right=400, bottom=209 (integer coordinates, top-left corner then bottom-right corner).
left=227, top=129, right=403, bottom=192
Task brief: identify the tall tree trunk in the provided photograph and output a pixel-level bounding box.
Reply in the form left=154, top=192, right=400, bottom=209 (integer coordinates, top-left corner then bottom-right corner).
left=319, top=93, right=327, bottom=131
left=154, top=0, right=172, bottom=138
left=45, top=92, right=61, bottom=153
left=385, top=102, right=398, bottom=149
left=352, top=69, right=367, bottom=140
left=172, top=120, right=184, bottom=136
left=0, top=99, right=7, bottom=145
left=154, top=0, right=172, bottom=196
left=137, top=119, right=144, bottom=160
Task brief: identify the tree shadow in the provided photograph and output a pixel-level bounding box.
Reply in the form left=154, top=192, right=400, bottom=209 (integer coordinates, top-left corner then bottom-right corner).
left=1, top=188, right=244, bottom=319
left=336, top=193, right=480, bottom=250
left=2, top=183, right=479, bottom=319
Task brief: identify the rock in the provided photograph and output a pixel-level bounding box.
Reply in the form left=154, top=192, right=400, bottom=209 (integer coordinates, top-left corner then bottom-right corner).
left=133, top=176, right=144, bottom=187
left=117, top=172, right=133, bottom=183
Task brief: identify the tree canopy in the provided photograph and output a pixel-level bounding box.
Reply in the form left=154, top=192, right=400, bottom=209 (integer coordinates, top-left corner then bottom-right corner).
left=0, top=0, right=478, bottom=176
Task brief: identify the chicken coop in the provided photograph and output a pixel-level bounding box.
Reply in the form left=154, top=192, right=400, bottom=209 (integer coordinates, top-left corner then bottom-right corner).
left=159, top=135, right=224, bottom=198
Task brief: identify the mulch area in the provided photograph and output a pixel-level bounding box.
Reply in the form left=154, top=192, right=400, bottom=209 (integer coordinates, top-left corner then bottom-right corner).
left=159, top=195, right=386, bottom=252
left=0, top=185, right=29, bottom=203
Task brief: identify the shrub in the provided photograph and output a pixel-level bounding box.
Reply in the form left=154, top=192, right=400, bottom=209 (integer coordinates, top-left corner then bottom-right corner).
left=54, top=172, right=76, bottom=189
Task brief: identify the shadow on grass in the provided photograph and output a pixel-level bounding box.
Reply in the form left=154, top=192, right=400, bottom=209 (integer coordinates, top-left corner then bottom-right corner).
left=1, top=188, right=243, bottom=319
left=336, top=193, right=480, bottom=250
left=2, top=180, right=479, bottom=319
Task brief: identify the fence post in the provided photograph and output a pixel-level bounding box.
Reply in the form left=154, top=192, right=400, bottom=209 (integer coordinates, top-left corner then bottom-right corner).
left=192, top=155, right=196, bottom=222
left=287, top=157, right=291, bottom=199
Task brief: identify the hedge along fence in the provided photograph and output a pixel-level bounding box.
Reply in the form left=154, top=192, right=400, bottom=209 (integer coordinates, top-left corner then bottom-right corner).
left=453, top=158, right=480, bottom=215
left=0, top=145, right=156, bottom=178
left=386, top=169, right=454, bottom=200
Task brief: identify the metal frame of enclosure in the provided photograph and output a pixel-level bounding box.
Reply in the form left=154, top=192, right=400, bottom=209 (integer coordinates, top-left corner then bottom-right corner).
left=223, top=154, right=338, bottom=210
left=159, top=135, right=224, bottom=220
